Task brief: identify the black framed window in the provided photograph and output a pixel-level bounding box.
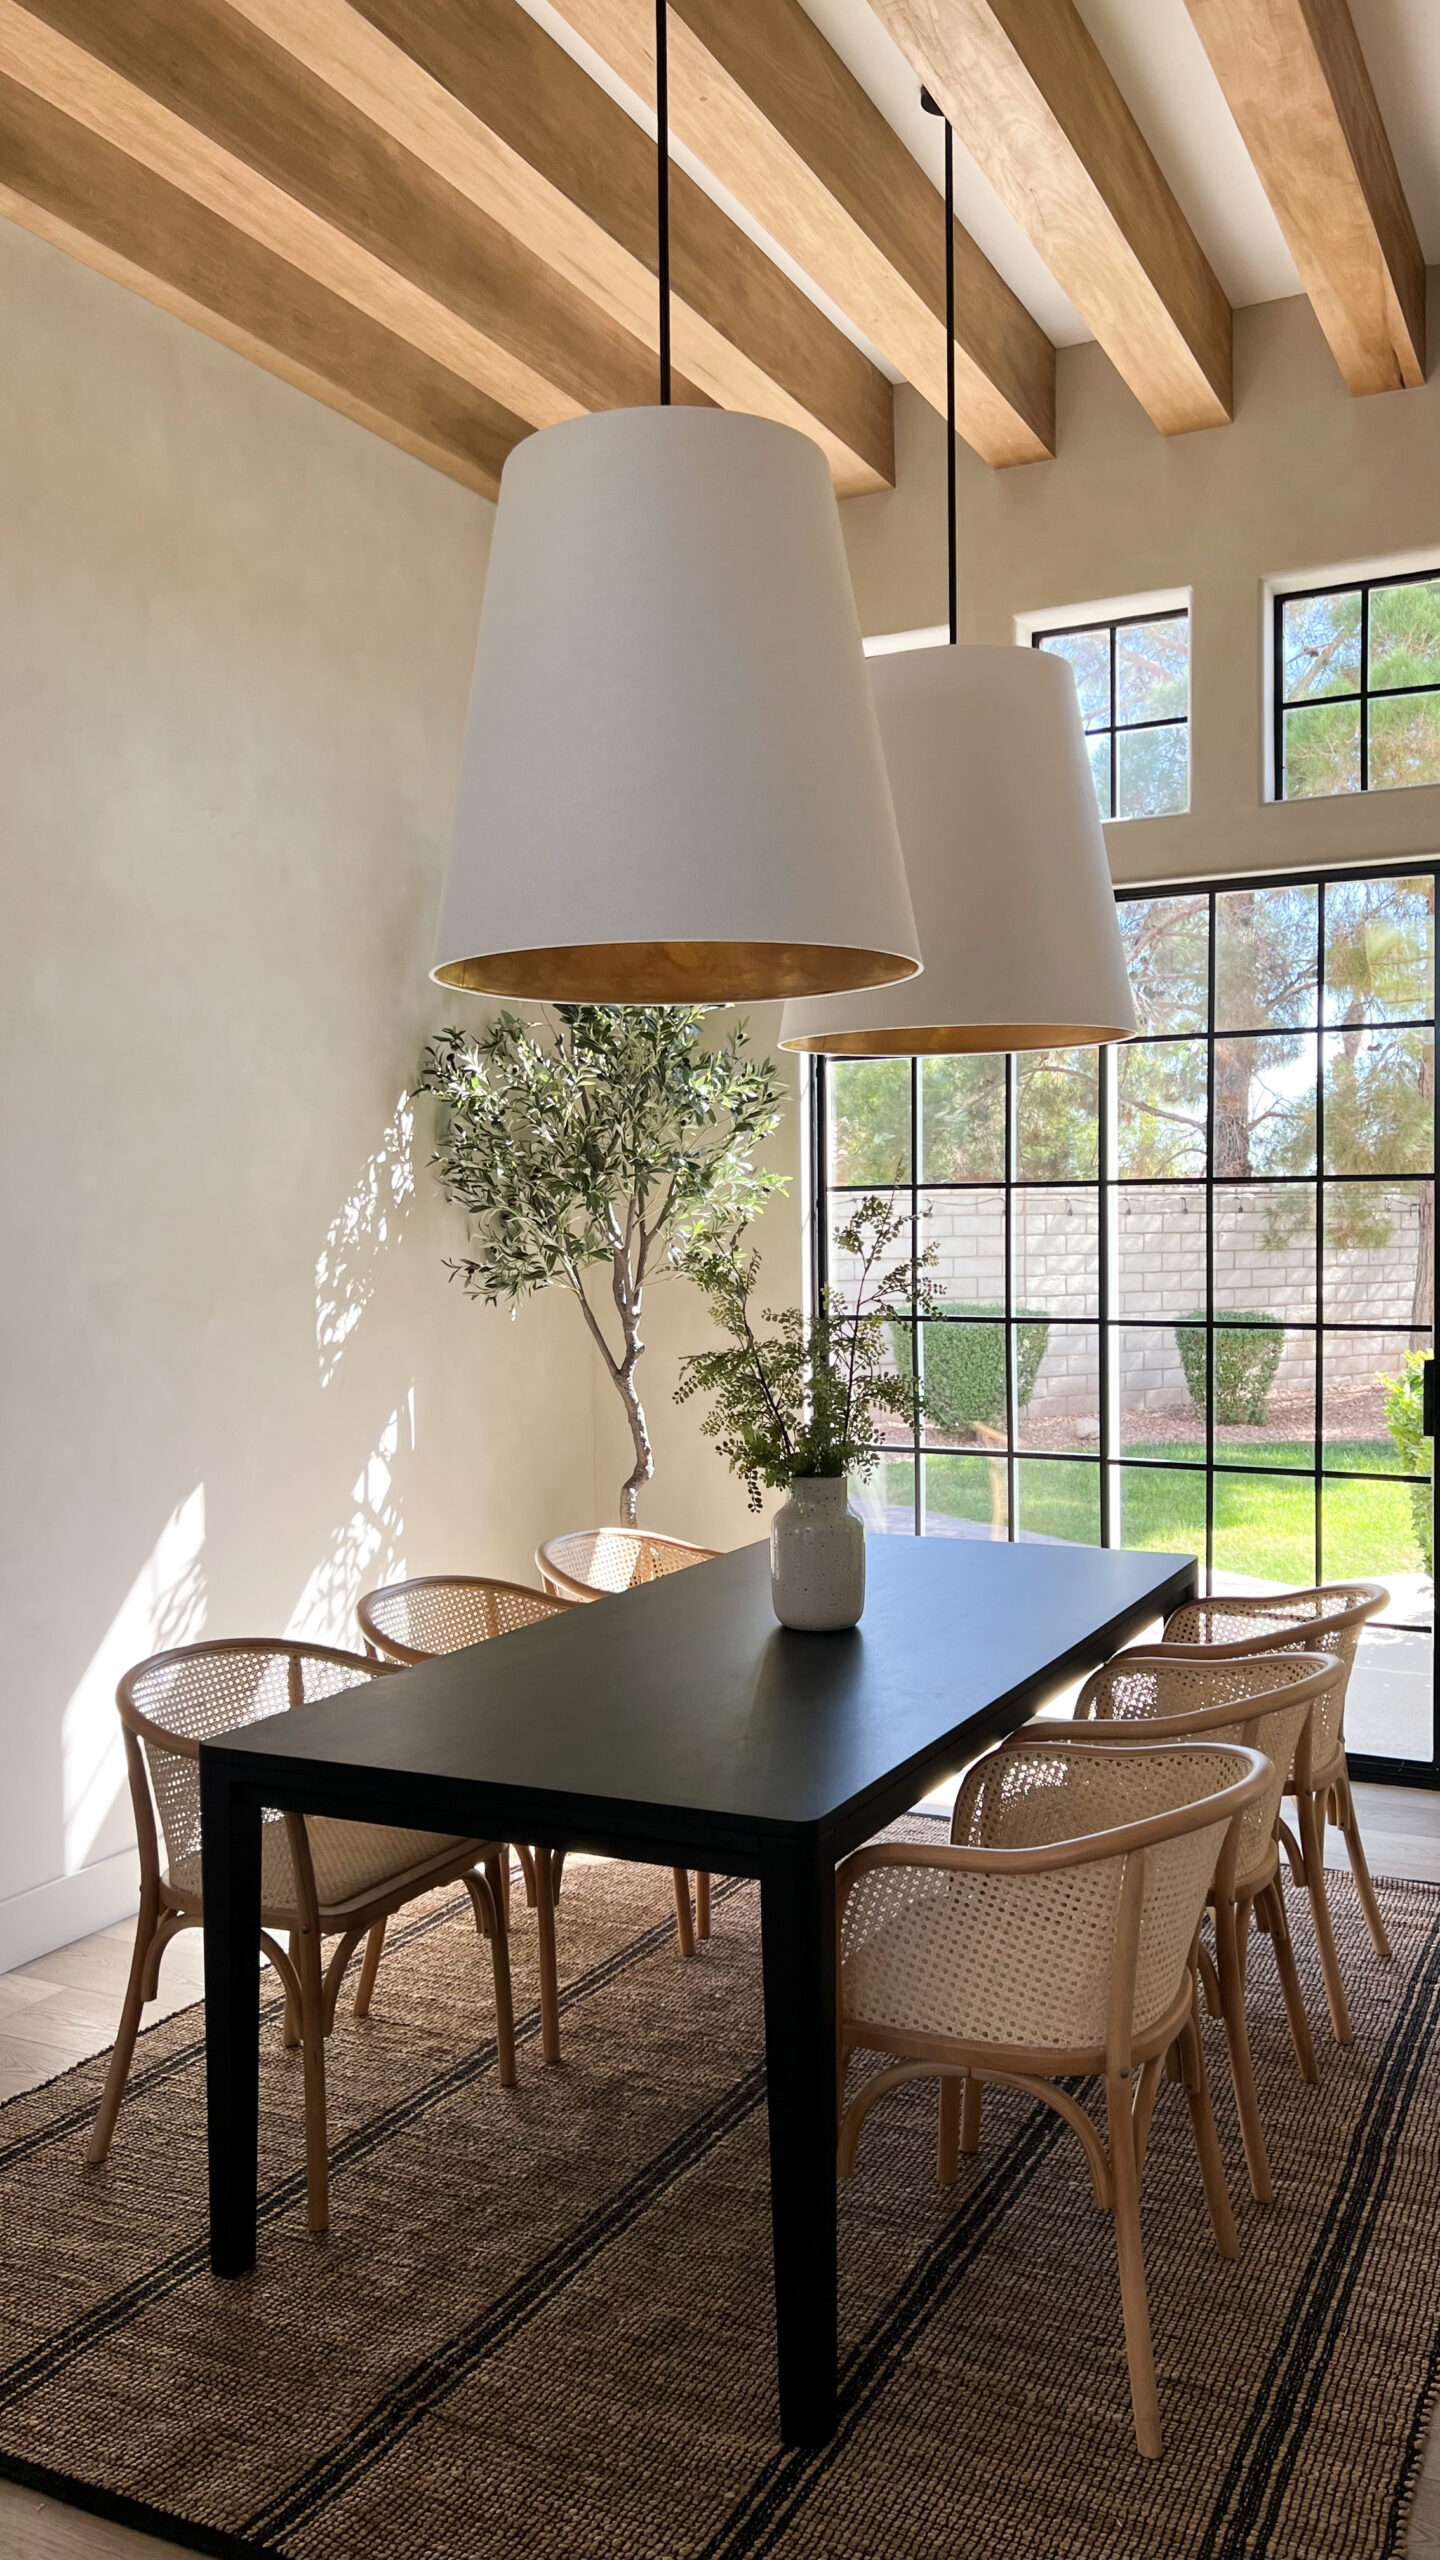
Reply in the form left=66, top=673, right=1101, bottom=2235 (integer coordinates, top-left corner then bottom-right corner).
left=1275, top=569, right=1440, bottom=800
left=811, top=863, right=1436, bottom=1783
left=1031, top=608, right=1189, bottom=821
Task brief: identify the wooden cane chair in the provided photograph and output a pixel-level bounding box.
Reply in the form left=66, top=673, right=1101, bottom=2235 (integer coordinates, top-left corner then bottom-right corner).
left=1148, top=1581, right=1389, bottom=2043
left=535, top=1528, right=719, bottom=1952
left=356, top=1576, right=577, bottom=2059
left=537, top=1527, right=718, bottom=1603
left=88, top=1638, right=517, bottom=2232
left=1071, top=1649, right=1344, bottom=2202
left=837, top=1732, right=1268, bottom=2457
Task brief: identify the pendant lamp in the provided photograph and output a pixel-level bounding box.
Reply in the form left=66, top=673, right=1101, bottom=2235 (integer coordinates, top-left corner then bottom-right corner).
left=431, top=7, right=919, bottom=1006
left=778, top=105, right=1134, bottom=1057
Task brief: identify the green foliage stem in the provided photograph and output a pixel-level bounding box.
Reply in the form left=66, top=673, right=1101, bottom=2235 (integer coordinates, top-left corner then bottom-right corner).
left=675, top=1197, right=935, bottom=1511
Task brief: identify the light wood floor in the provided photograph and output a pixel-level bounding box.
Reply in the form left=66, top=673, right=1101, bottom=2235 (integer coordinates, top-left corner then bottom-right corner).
left=2, top=1791, right=1439, bottom=2558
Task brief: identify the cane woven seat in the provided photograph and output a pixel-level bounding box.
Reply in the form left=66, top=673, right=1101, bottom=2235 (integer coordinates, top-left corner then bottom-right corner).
left=358, top=1574, right=573, bottom=1669
left=166, top=1820, right=475, bottom=1918
left=536, top=1527, right=717, bottom=1603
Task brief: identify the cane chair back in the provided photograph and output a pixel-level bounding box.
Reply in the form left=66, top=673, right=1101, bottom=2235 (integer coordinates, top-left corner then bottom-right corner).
left=358, top=1574, right=574, bottom=1667
left=843, top=1738, right=1264, bottom=2054
left=536, top=1527, right=717, bottom=1603
left=118, top=1639, right=472, bottom=1914
left=1074, top=1650, right=1341, bottom=1891
left=839, top=1737, right=1266, bottom=2458
left=1156, top=1583, right=1384, bottom=1772
left=103, top=1637, right=517, bottom=2220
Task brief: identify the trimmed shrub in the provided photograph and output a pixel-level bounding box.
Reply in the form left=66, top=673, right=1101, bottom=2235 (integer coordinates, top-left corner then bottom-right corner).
left=893, top=1302, right=1050, bottom=1433
left=1174, top=1314, right=1284, bottom=1426
left=1380, top=1352, right=1434, bottom=1578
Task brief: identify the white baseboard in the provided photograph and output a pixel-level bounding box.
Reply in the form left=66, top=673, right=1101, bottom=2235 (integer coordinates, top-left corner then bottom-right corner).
left=0, top=1846, right=141, bottom=1974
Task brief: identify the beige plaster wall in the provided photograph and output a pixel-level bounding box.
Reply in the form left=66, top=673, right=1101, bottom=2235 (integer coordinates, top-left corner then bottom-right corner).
left=0, top=221, right=597, bottom=1967
left=842, top=277, right=1440, bottom=889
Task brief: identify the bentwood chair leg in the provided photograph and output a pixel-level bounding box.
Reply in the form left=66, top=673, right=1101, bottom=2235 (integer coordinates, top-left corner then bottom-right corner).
left=1261, top=1882, right=1317, bottom=2084
left=534, top=1848, right=563, bottom=2065
left=295, top=1917, right=330, bottom=2234
left=1177, top=1990, right=1239, bottom=2259
left=960, top=2072, right=983, bottom=2155
left=353, top=1918, right=386, bottom=2019
left=515, top=1845, right=538, bottom=1909
left=467, top=1860, right=517, bottom=2088
left=1215, top=1900, right=1272, bottom=2204
left=283, top=1930, right=302, bottom=2050
left=672, top=1869, right=696, bottom=1960
left=1297, top=1788, right=1353, bottom=2044
left=695, top=1872, right=711, bottom=1941
left=937, top=2073, right=961, bottom=2185
left=1336, top=1770, right=1392, bottom=1961
left=86, top=1886, right=162, bottom=2167
left=1105, top=2070, right=1162, bottom=2459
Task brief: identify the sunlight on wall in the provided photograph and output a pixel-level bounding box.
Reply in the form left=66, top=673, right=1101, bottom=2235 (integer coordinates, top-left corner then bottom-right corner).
left=286, top=1396, right=414, bottom=1643
left=62, top=1485, right=207, bottom=1873
left=315, top=1093, right=416, bottom=1387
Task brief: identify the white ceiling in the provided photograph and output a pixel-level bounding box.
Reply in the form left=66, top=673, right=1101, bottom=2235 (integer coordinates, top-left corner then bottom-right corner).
left=1349, top=0, right=1440, bottom=253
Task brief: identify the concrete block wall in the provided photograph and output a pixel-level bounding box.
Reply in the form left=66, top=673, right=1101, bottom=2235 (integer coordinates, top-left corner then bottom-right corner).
left=834, top=1182, right=1425, bottom=1425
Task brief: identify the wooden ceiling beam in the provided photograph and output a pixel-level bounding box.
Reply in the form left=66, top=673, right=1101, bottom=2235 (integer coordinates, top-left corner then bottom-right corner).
left=545, top=0, right=1055, bottom=468
left=1184, top=0, right=1424, bottom=394
left=0, top=72, right=525, bottom=492
left=0, top=0, right=716, bottom=450
left=867, top=0, right=1234, bottom=436
left=226, top=0, right=893, bottom=495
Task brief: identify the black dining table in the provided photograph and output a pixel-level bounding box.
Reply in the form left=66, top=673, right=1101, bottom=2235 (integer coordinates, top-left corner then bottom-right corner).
left=199, top=1533, right=1196, bottom=2444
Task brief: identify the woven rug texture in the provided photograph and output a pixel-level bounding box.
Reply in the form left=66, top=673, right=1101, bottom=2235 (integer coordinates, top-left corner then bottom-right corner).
left=0, top=1844, right=1438, bottom=2558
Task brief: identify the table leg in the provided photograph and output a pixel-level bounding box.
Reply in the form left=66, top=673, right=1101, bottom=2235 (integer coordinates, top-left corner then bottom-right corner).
left=760, top=1836, right=837, bottom=2446
left=200, top=1757, right=262, bottom=2277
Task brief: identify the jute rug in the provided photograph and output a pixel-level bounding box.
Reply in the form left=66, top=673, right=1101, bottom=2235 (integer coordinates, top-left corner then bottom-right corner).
left=2, top=1840, right=1439, bottom=2558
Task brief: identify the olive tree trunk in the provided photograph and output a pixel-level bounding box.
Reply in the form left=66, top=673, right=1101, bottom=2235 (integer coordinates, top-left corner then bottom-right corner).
left=572, top=1228, right=655, bottom=1530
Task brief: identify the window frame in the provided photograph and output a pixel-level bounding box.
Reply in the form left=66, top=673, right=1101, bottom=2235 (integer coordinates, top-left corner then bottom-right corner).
left=809, top=856, right=1436, bottom=1788
left=1028, top=604, right=1191, bottom=822
left=1272, top=564, right=1440, bottom=803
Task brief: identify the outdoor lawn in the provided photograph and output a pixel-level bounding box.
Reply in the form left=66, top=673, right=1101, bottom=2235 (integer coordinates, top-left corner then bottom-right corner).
left=886, top=1441, right=1432, bottom=1581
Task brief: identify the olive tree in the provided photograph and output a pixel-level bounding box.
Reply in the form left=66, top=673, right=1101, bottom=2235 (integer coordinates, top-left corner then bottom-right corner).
left=418, top=1008, right=787, bottom=1527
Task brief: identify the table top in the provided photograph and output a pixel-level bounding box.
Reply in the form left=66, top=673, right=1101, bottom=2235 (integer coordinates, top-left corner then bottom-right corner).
left=203, top=1537, right=1196, bottom=1855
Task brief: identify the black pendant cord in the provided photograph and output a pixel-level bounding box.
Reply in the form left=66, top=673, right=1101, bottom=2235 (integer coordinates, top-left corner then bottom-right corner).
left=944, top=117, right=957, bottom=647
left=922, top=89, right=959, bottom=646
left=656, top=0, right=671, bottom=405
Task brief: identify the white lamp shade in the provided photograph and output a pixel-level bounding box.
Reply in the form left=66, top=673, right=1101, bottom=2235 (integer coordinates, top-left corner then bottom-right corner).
left=779, top=645, right=1137, bottom=1053
left=432, top=407, right=920, bottom=1004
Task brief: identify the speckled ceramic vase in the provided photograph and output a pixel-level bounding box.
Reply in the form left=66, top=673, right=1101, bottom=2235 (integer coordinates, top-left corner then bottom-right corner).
left=770, top=1475, right=866, bottom=1631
